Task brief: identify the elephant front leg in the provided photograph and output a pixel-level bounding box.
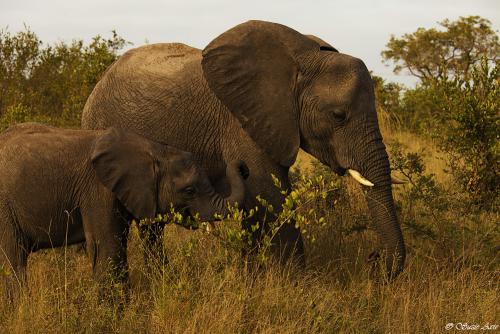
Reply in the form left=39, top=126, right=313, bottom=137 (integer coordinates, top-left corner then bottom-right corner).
left=81, top=206, right=130, bottom=305
left=273, top=220, right=305, bottom=268
left=240, top=163, right=306, bottom=268
left=138, top=221, right=168, bottom=275
left=243, top=211, right=305, bottom=268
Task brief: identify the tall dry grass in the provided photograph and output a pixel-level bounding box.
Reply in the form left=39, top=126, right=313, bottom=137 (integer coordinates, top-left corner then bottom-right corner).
left=1, top=120, right=498, bottom=333
left=1, top=218, right=497, bottom=333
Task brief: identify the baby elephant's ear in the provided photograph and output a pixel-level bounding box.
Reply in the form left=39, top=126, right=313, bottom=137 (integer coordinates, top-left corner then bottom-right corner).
left=91, top=128, right=158, bottom=219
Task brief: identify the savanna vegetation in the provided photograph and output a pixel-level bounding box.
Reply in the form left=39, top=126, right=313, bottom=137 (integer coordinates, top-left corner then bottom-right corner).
left=0, top=16, right=498, bottom=333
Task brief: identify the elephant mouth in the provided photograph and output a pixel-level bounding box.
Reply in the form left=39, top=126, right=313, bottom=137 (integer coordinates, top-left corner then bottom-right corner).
left=331, top=165, right=347, bottom=176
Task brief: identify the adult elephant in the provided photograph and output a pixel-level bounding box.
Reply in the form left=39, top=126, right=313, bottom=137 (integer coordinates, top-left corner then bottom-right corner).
left=82, top=20, right=406, bottom=277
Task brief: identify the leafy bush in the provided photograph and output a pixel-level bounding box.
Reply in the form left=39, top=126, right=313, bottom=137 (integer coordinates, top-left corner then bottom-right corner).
left=378, top=16, right=499, bottom=209
left=0, top=26, right=127, bottom=130
left=393, top=60, right=500, bottom=209
left=432, top=61, right=499, bottom=210
left=188, top=169, right=344, bottom=265
left=389, top=142, right=498, bottom=265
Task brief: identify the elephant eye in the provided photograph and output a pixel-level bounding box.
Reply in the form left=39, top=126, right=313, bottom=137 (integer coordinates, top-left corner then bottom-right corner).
left=182, top=186, right=197, bottom=196
left=333, top=108, right=347, bottom=122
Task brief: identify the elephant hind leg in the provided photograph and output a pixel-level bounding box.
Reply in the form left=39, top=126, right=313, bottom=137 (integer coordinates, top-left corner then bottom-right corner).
left=0, top=214, right=29, bottom=301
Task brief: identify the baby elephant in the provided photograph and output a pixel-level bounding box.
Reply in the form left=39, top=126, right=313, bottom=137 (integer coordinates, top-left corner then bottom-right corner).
left=0, top=123, right=248, bottom=299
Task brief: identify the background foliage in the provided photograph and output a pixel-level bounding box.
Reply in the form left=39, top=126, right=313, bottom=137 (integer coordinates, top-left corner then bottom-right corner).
left=381, top=16, right=499, bottom=82
left=0, top=26, right=127, bottom=130
left=377, top=15, right=499, bottom=210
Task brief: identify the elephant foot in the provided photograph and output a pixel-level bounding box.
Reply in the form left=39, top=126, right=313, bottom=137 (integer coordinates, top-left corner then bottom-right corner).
left=97, top=276, right=130, bottom=315
left=367, top=250, right=381, bottom=280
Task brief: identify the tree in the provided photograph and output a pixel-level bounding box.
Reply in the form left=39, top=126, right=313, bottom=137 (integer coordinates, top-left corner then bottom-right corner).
left=381, top=16, right=499, bottom=82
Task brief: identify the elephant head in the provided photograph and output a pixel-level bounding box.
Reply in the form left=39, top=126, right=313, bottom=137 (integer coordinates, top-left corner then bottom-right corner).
left=201, top=20, right=405, bottom=277
left=91, top=127, right=248, bottom=222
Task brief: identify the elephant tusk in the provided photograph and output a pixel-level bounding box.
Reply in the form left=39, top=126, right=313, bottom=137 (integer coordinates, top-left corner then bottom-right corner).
left=391, top=175, right=408, bottom=184
left=348, top=169, right=374, bottom=187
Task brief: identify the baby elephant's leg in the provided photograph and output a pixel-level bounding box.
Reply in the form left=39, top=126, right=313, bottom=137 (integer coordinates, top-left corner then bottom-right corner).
left=138, top=221, right=168, bottom=273
left=81, top=202, right=129, bottom=303
left=0, top=214, right=29, bottom=302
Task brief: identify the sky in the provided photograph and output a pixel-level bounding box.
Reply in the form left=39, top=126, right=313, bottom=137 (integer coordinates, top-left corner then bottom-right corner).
left=1, top=0, right=498, bottom=87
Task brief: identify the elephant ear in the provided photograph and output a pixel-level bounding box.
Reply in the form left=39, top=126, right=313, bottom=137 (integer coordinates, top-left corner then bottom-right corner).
left=91, top=127, right=158, bottom=219
left=202, top=20, right=319, bottom=167
left=305, top=34, right=339, bottom=52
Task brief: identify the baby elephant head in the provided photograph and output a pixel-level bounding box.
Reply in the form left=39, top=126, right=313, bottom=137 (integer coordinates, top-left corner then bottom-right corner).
left=91, top=127, right=248, bottom=221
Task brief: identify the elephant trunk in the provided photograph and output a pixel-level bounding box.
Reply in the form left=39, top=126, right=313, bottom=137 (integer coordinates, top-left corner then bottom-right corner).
left=362, top=143, right=406, bottom=278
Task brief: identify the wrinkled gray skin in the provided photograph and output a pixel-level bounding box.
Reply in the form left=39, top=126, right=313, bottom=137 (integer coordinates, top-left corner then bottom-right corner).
left=0, top=123, right=247, bottom=299
left=82, top=20, right=406, bottom=277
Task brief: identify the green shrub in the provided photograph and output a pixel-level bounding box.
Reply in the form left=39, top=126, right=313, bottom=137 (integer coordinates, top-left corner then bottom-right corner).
left=432, top=61, right=499, bottom=210
left=0, top=27, right=127, bottom=131
left=377, top=57, right=499, bottom=211
left=389, top=142, right=498, bottom=265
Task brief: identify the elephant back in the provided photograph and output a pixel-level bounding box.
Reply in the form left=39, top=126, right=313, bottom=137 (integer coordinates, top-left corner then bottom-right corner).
left=118, top=43, right=201, bottom=78
left=82, top=43, right=204, bottom=133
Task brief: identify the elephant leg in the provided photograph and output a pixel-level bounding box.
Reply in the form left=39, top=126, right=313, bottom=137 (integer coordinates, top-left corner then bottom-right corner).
left=273, top=221, right=305, bottom=268
left=242, top=167, right=305, bottom=268
left=0, top=215, right=29, bottom=302
left=138, top=221, right=167, bottom=273
left=268, top=173, right=305, bottom=268
left=81, top=205, right=129, bottom=303
left=242, top=210, right=305, bottom=269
